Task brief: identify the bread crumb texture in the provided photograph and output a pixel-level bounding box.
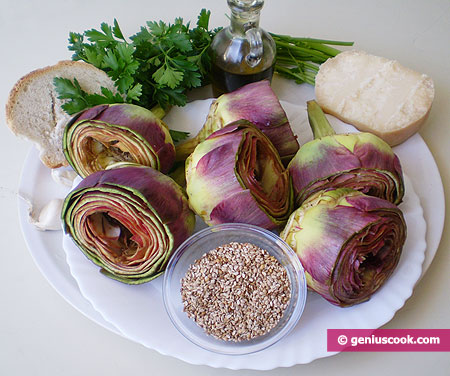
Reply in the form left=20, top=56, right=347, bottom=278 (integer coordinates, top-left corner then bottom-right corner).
left=315, top=50, right=434, bottom=146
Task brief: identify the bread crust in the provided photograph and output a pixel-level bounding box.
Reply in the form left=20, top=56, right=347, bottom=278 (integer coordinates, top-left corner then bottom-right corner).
left=320, top=105, right=432, bottom=147
left=5, top=60, right=115, bottom=168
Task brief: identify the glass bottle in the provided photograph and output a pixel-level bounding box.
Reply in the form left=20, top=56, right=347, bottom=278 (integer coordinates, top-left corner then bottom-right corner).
left=210, top=0, right=276, bottom=97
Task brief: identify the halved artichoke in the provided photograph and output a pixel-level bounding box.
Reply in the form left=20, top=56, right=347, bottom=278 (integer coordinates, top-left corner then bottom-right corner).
left=176, top=80, right=299, bottom=163
left=288, top=101, right=404, bottom=206
left=281, top=188, right=407, bottom=307
left=62, top=166, right=195, bottom=284
left=63, top=103, right=175, bottom=178
left=185, top=120, right=294, bottom=230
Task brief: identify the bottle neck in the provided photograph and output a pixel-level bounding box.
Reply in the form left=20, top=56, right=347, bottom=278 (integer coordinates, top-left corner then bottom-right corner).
left=229, top=10, right=261, bottom=35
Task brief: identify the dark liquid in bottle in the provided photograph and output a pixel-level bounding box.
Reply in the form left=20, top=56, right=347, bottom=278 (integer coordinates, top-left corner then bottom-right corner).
left=211, top=62, right=274, bottom=97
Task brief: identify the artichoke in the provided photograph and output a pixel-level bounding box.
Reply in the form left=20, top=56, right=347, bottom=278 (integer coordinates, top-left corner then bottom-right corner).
left=176, top=80, right=299, bottom=163
left=62, top=166, right=195, bottom=284
left=63, top=103, right=175, bottom=178
left=288, top=101, right=404, bottom=206
left=281, top=188, right=407, bottom=307
left=185, top=120, right=294, bottom=230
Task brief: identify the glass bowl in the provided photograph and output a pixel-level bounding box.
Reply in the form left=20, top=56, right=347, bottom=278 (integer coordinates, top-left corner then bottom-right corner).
left=162, top=223, right=307, bottom=355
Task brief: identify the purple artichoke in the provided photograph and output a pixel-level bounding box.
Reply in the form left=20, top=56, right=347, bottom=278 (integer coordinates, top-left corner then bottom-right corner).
left=280, top=188, right=407, bottom=307
left=63, top=103, right=175, bottom=178
left=288, top=101, right=404, bottom=206
left=185, top=120, right=294, bottom=230
left=62, top=166, right=195, bottom=284
left=176, top=80, right=299, bottom=163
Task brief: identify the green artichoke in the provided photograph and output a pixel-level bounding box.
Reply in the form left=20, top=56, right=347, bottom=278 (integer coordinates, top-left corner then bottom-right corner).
left=62, top=166, right=195, bottom=284
left=176, top=80, right=299, bottom=163
left=63, top=103, right=175, bottom=178
left=281, top=188, right=407, bottom=307
left=288, top=101, right=404, bottom=206
left=185, top=120, right=294, bottom=230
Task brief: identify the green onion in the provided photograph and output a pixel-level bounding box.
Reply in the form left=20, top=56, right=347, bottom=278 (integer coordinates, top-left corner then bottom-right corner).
left=271, top=33, right=354, bottom=85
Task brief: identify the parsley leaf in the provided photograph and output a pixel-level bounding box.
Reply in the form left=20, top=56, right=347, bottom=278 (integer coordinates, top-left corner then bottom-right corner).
left=53, top=77, right=85, bottom=100
left=103, top=49, right=120, bottom=73
left=152, top=65, right=184, bottom=89
left=169, top=33, right=192, bottom=52
left=197, top=9, right=211, bottom=30
left=84, top=46, right=104, bottom=67
left=169, top=130, right=191, bottom=143
left=126, top=83, right=143, bottom=101
left=112, top=19, right=126, bottom=41
left=146, top=21, right=166, bottom=37
left=53, top=77, right=124, bottom=115
left=85, top=23, right=116, bottom=46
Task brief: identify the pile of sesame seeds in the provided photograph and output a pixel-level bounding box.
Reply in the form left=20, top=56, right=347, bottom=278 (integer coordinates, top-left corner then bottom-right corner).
left=180, top=242, right=291, bottom=342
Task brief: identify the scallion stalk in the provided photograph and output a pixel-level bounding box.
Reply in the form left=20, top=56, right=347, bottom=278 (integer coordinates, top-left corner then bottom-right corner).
left=271, top=33, right=354, bottom=85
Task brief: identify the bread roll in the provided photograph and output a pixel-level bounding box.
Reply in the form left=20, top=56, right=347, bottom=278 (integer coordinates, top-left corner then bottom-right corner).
left=315, top=50, right=434, bottom=146
left=5, top=61, right=117, bottom=168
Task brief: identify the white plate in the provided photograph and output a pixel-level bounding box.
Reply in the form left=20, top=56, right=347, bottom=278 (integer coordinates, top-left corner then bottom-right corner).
left=18, top=81, right=445, bottom=370
left=59, top=98, right=426, bottom=369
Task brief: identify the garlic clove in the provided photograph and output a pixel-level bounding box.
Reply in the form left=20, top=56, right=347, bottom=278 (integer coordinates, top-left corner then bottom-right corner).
left=20, top=195, right=64, bottom=231
left=51, top=167, right=78, bottom=187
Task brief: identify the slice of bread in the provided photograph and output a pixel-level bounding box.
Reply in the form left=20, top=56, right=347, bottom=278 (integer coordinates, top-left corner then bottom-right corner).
left=315, top=50, right=435, bottom=146
left=6, top=60, right=117, bottom=168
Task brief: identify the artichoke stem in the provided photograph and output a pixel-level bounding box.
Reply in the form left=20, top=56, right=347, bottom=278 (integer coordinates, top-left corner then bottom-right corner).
left=175, top=138, right=198, bottom=162
left=307, top=100, right=336, bottom=139
left=150, top=104, right=167, bottom=120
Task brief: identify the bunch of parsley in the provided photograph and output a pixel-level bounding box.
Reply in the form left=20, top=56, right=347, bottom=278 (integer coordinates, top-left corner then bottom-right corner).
left=54, top=9, right=217, bottom=124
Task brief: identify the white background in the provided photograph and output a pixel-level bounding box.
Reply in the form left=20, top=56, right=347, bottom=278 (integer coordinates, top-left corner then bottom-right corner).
left=0, top=0, right=449, bottom=375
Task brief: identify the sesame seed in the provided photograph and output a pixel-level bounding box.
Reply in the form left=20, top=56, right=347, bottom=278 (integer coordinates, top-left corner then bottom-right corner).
left=180, top=242, right=291, bottom=342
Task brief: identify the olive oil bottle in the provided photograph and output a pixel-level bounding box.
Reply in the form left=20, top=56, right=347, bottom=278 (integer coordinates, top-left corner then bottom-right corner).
left=210, top=0, right=276, bottom=97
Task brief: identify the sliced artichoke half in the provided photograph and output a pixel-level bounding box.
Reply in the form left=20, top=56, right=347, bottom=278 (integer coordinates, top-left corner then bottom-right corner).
left=186, top=120, right=294, bottom=230
left=64, top=103, right=175, bottom=178
left=281, top=188, right=407, bottom=307
left=62, top=166, right=195, bottom=284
